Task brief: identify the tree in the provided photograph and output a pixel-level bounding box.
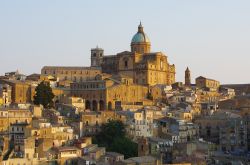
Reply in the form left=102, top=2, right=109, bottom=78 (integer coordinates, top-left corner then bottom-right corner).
left=147, top=92, right=153, bottom=100
left=110, top=137, right=138, bottom=158
left=98, top=120, right=125, bottom=144
left=94, top=120, right=138, bottom=158
left=33, top=81, right=55, bottom=108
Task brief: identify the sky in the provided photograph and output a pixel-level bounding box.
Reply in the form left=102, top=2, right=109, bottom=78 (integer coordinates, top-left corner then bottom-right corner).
left=0, top=0, right=249, bottom=84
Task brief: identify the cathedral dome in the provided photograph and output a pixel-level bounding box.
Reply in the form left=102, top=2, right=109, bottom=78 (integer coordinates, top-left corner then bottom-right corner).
left=131, top=22, right=151, bottom=54
left=131, top=22, right=150, bottom=43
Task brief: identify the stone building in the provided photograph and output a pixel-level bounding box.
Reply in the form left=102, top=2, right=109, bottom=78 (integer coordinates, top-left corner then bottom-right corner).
left=10, top=122, right=29, bottom=152
left=195, top=111, right=248, bottom=152
left=0, top=79, right=66, bottom=105
left=70, top=23, right=176, bottom=110
left=25, top=118, right=74, bottom=144
left=195, top=76, right=220, bottom=90
left=219, top=117, right=247, bottom=152
left=131, top=108, right=163, bottom=138
left=0, top=108, right=32, bottom=127
left=0, top=84, right=12, bottom=106
left=49, top=146, right=81, bottom=165
left=196, top=89, right=221, bottom=104
left=78, top=110, right=129, bottom=136
left=157, top=117, right=197, bottom=144
left=70, top=74, right=150, bottom=111
left=41, top=66, right=101, bottom=83
left=39, top=23, right=176, bottom=111
left=0, top=79, right=32, bottom=104
left=91, top=23, right=176, bottom=86
left=0, top=107, right=32, bottom=157
left=0, top=110, right=8, bottom=133
left=137, top=137, right=173, bottom=163
left=104, top=152, right=125, bottom=165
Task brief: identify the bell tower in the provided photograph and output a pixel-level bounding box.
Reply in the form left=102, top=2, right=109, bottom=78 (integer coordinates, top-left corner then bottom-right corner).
left=91, top=46, right=104, bottom=67
left=185, top=67, right=191, bottom=86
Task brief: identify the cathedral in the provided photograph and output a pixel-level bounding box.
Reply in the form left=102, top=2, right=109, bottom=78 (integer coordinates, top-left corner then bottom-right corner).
left=91, top=22, right=176, bottom=86
left=41, top=23, right=176, bottom=110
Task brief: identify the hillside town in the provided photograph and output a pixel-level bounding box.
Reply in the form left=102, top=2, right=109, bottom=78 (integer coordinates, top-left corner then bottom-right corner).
left=0, top=24, right=249, bottom=165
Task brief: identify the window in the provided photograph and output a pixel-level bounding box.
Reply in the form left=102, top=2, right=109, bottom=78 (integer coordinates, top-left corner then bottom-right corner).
left=125, top=60, right=128, bottom=68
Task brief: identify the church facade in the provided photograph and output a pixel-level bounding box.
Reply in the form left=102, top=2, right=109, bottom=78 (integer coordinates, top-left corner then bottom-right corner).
left=91, top=23, right=176, bottom=86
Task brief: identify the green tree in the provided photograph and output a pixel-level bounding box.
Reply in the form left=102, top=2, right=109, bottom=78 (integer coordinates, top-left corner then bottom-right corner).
left=110, top=137, right=138, bottom=158
left=147, top=92, right=153, bottom=100
left=94, top=120, right=138, bottom=158
left=33, top=81, right=55, bottom=108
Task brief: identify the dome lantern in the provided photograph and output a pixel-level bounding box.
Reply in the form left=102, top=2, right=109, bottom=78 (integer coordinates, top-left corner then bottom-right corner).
left=131, top=22, right=151, bottom=54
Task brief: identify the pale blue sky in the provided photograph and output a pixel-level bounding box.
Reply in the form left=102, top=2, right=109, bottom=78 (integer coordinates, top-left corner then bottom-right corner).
left=0, top=0, right=249, bottom=84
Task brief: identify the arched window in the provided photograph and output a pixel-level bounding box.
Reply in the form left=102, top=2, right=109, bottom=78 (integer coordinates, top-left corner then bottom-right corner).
left=92, top=100, right=97, bottom=111
left=99, top=100, right=105, bottom=111
left=108, top=102, right=112, bottom=110
left=125, top=61, right=128, bottom=68
left=160, top=60, right=163, bottom=69
left=123, top=57, right=129, bottom=68
left=85, top=100, right=91, bottom=109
